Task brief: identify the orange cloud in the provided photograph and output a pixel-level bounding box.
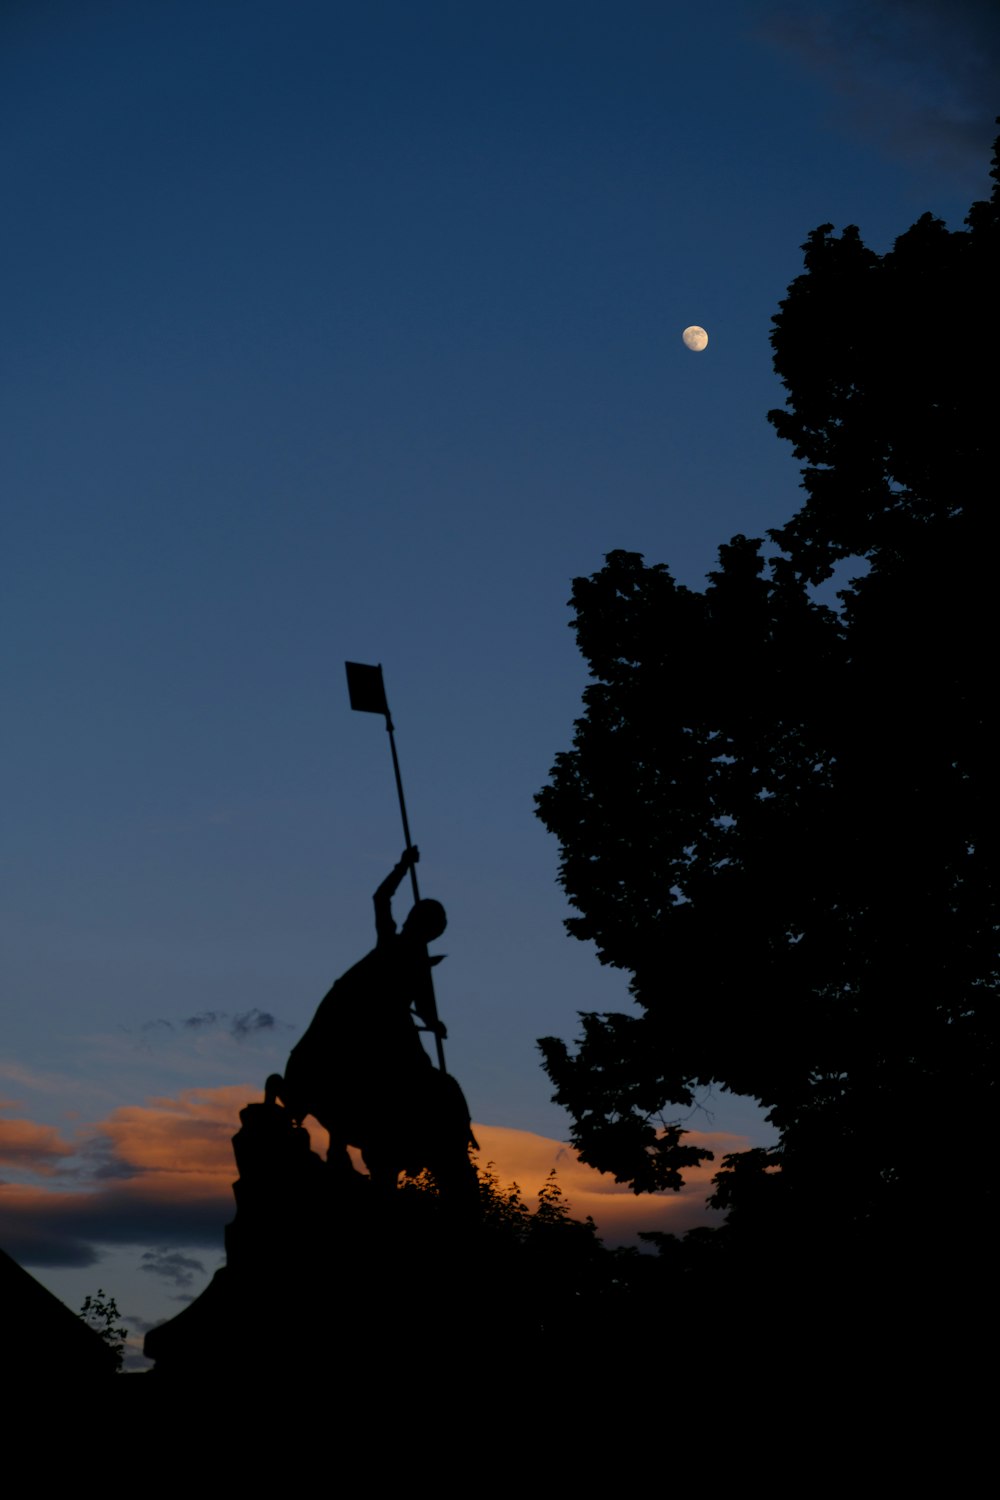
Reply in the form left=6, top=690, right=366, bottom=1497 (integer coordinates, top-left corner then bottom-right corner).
left=0, top=1084, right=738, bottom=1265
left=0, top=1118, right=78, bottom=1175
left=0, top=1086, right=254, bottom=1266
left=101, top=1086, right=252, bottom=1177
left=470, top=1123, right=740, bottom=1243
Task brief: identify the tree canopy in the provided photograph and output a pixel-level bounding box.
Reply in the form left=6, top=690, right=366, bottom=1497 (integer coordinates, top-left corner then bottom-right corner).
left=536, top=134, right=999, bottom=1251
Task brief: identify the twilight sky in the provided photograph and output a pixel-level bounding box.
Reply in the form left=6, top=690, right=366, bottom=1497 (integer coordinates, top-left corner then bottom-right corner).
left=2, top=0, right=997, bottom=1366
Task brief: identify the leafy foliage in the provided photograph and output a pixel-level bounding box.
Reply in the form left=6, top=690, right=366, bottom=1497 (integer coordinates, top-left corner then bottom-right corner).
left=472, top=1158, right=531, bottom=1240
left=79, top=1288, right=128, bottom=1373
left=407, top=1154, right=602, bottom=1248
left=535, top=133, right=1000, bottom=1247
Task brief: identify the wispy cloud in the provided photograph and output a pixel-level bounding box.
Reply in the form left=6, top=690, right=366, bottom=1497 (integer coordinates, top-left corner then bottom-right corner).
left=139, top=1248, right=207, bottom=1289
left=230, top=1010, right=277, bottom=1039
left=141, top=1008, right=287, bottom=1042
left=0, top=1060, right=88, bottom=1097
left=761, top=0, right=1000, bottom=183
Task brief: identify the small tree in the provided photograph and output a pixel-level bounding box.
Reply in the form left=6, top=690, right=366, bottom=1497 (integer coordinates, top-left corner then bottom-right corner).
left=79, top=1288, right=128, bottom=1373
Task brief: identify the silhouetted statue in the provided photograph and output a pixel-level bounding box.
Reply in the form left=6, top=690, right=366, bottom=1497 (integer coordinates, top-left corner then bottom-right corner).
left=273, top=847, right=478, bottom=1212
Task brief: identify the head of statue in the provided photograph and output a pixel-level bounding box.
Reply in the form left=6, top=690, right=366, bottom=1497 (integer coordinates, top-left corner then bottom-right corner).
left=403, top=898, right=447, bottom=943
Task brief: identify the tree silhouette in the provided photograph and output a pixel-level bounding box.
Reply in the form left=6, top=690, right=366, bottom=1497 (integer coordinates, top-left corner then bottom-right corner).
left=79, top=1288, right=128, bottom=1372
left=536, top=132, right=1000, bottom=1262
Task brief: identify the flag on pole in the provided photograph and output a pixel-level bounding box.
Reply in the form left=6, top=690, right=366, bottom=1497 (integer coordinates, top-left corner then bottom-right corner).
left=345, top=661, right=389, bottom=717
left=343, top=657, right=446, bottom=1070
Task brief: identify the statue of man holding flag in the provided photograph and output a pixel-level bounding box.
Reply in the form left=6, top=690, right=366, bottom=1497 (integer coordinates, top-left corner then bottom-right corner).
left=275, top=845, right=477, bottom=1210
left=271, top=662, right=479, bottom=1211
left=281, top=844, right=445, bottom=1135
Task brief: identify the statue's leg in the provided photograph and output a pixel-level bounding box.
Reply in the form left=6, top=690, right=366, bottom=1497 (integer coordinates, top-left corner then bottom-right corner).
left=308, top=1100, right=360, bottom=1181
left=431, top=1143, right=480, bottom=1219
left=359, top=1071, right=412, bottom=1194
left=361, top=1143, right=401, bottom=1195
left=424, top=1072, right=480, bottom=1219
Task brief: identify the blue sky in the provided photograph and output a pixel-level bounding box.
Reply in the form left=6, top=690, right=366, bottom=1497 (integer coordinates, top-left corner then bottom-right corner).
left=2, top=0, right=997, bottom=1363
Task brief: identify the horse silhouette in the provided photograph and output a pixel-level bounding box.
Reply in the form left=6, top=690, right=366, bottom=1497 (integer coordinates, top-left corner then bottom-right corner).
left=266, top=1064, right=478, bottom=1212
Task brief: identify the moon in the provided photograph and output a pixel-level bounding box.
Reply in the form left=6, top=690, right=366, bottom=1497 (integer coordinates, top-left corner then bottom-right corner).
left=682, top=325, right=708, bottom=352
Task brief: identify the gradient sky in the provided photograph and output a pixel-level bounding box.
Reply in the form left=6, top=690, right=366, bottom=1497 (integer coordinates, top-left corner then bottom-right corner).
left=3, top=0, right=997, bottom=1366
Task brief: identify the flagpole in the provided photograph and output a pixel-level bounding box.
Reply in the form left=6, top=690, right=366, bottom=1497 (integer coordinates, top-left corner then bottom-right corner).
left=383, top=700, right=419, bottom=903
left=345, top=661, right=447, bottom=1073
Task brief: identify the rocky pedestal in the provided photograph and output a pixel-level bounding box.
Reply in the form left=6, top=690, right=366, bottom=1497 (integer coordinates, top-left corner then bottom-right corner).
left=144, top=1096, right=478, bottom=1383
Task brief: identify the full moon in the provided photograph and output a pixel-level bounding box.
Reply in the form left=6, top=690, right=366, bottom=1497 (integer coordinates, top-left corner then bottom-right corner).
left=682, top=325, right=709, bottom=351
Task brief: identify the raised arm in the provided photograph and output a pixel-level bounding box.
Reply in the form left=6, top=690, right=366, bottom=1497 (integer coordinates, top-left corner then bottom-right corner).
left=373, top=846, right=419, bottom=944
